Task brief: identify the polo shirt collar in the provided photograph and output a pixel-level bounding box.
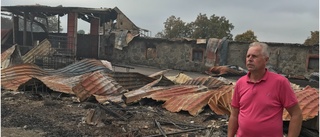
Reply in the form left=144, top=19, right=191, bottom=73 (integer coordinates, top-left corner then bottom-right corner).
left=246, top=68, right=269, bottom=83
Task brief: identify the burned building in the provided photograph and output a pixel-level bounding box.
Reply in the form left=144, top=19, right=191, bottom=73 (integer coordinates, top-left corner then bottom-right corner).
left=1, top=5, right=318, bottom=78
left=1, top=5, right=148, bottom=68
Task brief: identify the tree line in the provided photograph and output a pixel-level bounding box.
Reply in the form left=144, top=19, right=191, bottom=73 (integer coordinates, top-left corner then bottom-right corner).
left=155, top=13, right=318, bottom=46
left=1, top=14, right=318, bottom=45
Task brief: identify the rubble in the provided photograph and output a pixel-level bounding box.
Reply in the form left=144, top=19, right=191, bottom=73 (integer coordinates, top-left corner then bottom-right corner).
left=1, top=44, right=318, bottom=136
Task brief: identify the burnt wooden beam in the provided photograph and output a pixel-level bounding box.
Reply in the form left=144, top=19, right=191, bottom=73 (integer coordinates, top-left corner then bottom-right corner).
left=154, top=119, right=167, bottom=137
left=145, top=127, right=209, bottom=137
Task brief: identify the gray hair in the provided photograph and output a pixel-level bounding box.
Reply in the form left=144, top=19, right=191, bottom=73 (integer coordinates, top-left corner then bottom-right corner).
left=249, top=42, right=269, bottom=58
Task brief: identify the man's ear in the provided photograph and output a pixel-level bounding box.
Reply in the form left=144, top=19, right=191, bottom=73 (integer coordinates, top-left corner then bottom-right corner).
left=265, top=57, right=269, bottom=62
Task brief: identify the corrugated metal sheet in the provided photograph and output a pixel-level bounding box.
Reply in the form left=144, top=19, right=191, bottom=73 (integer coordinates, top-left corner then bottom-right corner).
left=36, top=74, right=83, bottom=94
left=73, top=70, right=127, bottom=103
left=205, top=38, right=220, bottom=67
left=1, top=45, right=24, bottom=69
left=124, top=86, right=168, bottom=104
left=163, top=90, right=215, bottom=116
left=1, top=59, right=119, bottom=103
left=22, top=39, right=53, bottom=63
left=182, top=76, right=229, bottom=89
left=147, top=85, right=208, bottom=101
left=122, top=75, right=166, bottom=104
left=125, top=84, right=212, bottom=116
left=283, top=86, right=319, bottom=121
left=49, top=58, right=112, bottom=75
left=1, top=45, right=16, bottom=69
left=166, top=72, right=192, bottom=84
left=1, top=63, right=48, bottom=91
left=148, top=69, right=171, bottom=78
left=109, top=72, right=174, bottom=91
left=1, top=58, right=175, bottom=104
left=124, top=76, right=232, bottom=116
left=1, top=44, right=16, bottom=62
left=206, top=65, right=247, bottom=76
left=208, top=85, right=234, bottom=115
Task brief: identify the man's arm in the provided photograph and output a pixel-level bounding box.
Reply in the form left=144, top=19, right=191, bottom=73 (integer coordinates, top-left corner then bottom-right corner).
left=286, top=104, right=303, bottom=137
left=227, top=107, right=239, bottom=137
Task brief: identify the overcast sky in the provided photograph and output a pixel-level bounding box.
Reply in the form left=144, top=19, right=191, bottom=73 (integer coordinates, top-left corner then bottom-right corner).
left=1, top=0, right=319, bottom=44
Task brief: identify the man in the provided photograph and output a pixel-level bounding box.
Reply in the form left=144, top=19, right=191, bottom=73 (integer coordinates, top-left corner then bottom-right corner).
left=227, top=42, right=302, bottom=137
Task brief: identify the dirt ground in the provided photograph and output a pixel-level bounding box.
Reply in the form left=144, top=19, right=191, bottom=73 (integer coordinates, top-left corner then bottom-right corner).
left=1, top=65, right=318, bottom=137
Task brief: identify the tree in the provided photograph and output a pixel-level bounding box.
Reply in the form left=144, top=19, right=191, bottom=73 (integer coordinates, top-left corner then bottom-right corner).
left=191, top=13, right=234, bottom=39
left=1, top=16, right=13, bottom=29
left=304, top=31, right=319, bottom=46
left=77, top=30, right=85, bottom=34
left=157, top=15, right=192, bottom=39
left=190, top=13, right=210, bottom=39
left=19, top=15, right=63, bottom=33
left=155, top=32, right=164, bottom=38
left=234, top=30, right=258, bottom=42
left=157, top=14, right=234, bottom=40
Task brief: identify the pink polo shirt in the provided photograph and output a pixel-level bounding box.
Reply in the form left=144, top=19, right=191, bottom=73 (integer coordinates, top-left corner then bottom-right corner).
left=231, top=69, right=298, bottom=137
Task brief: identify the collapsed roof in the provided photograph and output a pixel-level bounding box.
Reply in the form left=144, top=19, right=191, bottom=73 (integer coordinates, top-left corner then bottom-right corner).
left=1, top=5, right=118, bottom=25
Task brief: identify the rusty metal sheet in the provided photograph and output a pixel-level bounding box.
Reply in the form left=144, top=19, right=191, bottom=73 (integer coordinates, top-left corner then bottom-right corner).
left=208, top=85, right=234, bottom=115
left=114, top=30, right=129, bottom=50
left=1, top=44, right=24, bottom=69
left=148, top=69, right=171, bottom=78
left=1, top=63, right=48, bottom=91
left=163, top=90, right=215, bottom=116
left=166, top=73, right=192, bottom=84
left=109, top=72, right=174, bottom=91
left=123, top=76, right=169, bottom=104
left=205, top=38, right=220, bottom=67
left=22, top=39, right=53, bottom=63
left=1, top=58, right=174, bottom=104
left=1, top=44, right=16, bottom=63
left=125, top=85, right=209, bottom=104
left=72, top=70, right=127, bottom=103
left=283, top=86, right=319, bottom=121
left=182, top=76, right=228, bottom=89
left=36, top=74, right=83, bottom=94
left=1, top=59, right=113, bottom=94
left=124, top=86, right=168, bottom=104
left=125, top=84, right=212, bottom=115
left=50, top=58, right=112, bottom=75
left=1, top=45, right=16, bottom=69
left=38, top=59, right=114, bottom=94
left=148, top=85, right=208, bottom=101
left=206, top=65, right=247, bottom=76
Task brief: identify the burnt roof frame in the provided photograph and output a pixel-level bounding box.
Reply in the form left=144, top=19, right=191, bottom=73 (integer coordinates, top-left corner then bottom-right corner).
left=1, top=5, right=118, bottom=24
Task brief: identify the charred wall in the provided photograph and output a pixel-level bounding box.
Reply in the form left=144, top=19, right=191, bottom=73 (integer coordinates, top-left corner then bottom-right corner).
left=110, top=37, right=208, bottom=72
left=227, top=41, right=319, bottom=76
left=101, top=36, right=318, bottom=76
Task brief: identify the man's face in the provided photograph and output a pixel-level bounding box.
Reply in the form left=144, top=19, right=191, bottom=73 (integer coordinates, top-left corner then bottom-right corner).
left=246, top=46, right=268, bottom=72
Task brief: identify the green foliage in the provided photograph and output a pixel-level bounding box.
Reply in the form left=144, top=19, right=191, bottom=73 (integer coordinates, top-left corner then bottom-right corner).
left=1, top=16, right=13, bottom=29
left=304, top=31, right=319, bottom=46
left=157, top=15, right=192, bottom=39
left=77, top=29, right=85, bottom=34
left=234, top=30, right=258, bottom=42
left=191, top=13, right=234, bottom=39
left=157, top=13, right=234, bottom=40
